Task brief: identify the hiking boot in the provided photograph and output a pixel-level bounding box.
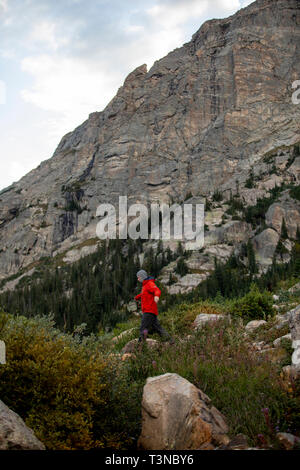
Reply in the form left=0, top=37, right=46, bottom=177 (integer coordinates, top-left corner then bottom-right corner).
left=143, top=329, right=148, bottom=341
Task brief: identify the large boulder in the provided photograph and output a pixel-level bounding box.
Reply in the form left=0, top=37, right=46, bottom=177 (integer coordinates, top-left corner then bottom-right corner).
left=168, top=273, right=207, bottom=295
left=252, top=228, right=280, bottom=267
left=205, top=221, right=251, bottom=246
left=245, top=320, right=267, bottom=333
left=265, top=201, right=300, bottom=240
left=137, top=373, right=229, bottom=450
left=0, top=400, right=45, bottom=450
left=193, top=313, right=227, bottom=330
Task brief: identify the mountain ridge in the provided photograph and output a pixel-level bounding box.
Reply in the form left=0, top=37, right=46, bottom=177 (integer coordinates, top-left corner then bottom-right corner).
left=0, top=0, right=299, bottom=280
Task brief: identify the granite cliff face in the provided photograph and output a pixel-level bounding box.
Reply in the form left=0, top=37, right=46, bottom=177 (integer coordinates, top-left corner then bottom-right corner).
left=0, top=0, right=300, bottom=280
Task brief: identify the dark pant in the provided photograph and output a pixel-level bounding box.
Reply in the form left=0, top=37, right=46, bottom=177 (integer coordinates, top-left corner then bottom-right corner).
left=139, top=312, right=171, bottom=342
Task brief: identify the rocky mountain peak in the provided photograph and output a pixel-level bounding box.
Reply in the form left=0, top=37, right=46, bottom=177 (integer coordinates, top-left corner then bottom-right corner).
left=0, top=0, right=299, bottom=282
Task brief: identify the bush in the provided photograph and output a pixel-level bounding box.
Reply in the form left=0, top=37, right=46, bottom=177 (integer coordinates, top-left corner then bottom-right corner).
left=175, top=257, right=189, bottom=276
left=212, top=190, right=223, bottom=202
left=0, top=312, right=117, bottom=450
left=228, top=284, right=274, bottom=321
left=245, top=170, right=255, bottom=189
left=290, top=185, right=300, bottom=202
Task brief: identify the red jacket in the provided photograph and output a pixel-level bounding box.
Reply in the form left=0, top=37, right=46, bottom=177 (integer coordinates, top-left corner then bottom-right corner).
left=135, top=278, right=161, bottom=315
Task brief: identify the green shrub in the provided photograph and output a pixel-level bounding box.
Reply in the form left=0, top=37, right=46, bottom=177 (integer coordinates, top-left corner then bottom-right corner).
left=290, top=185, right=300, bottom=202
left=175, top=257, right=189, bottom=276
left=228, top=284, right=274, bottom=321
left=245, top=170, right=255, bottom=189
left=212, top=190, right=223, bottom=202
left=0, top=312, right=119, bottom=450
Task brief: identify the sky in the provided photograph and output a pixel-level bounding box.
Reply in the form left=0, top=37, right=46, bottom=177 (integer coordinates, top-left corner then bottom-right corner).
left=0, top=0, right=254, bottom=191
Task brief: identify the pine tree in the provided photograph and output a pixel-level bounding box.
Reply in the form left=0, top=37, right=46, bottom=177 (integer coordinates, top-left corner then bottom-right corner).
left=176, top=242, right=184, bottom=257
left=247, top=240, right=258, bottom=274
left=175, top=257, right=189, bottom=276
left=281, top=218, right=288, bottom=240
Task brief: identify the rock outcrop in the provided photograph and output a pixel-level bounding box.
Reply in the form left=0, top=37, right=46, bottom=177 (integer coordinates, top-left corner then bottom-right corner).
left=252, top=229, right=280, bottom=267
left=0, top=399, right=45, bottom=450
left=245, top=320, right=267, bottom=333
left=0, top=0, right=299, bottom=281
left=193, top=313, right=228, bottom=330
left=137, top=373, right=229, bottom=450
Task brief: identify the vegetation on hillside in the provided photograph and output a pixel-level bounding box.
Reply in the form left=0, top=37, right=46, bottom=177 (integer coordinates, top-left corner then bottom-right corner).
left=0, top=285, right=299, bottom=450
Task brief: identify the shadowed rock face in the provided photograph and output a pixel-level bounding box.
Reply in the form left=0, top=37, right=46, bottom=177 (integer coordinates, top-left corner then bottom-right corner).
left=0, top=0, right=300, bottom=279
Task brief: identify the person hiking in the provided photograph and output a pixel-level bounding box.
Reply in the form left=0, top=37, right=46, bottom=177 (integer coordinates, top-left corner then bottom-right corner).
left=135, top=270, right=174, bottom=344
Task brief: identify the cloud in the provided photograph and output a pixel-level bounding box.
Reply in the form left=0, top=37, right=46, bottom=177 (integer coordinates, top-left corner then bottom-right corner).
left=0, top=0, right=8, bottom=13
left=146, top=0, right=208, bottom=29
left=146, top=0, right=241, bottom=30
left=20, top=53, right=122, bottom=134
left=29, top=21, right=70, bottom=51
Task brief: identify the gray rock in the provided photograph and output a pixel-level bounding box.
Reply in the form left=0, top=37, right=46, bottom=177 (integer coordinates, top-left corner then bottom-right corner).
left=273, top=314, right=290, bottom=329
left=205, top=221, right=251, bottom=246
left=245, top=320, right=267, bottom=332
left=62, top=243, right=99, bottom=264
left=193, top=313, right=227, bottom=329
left=253, top=229, right=280, bottom=267
left=265, top=201, right=300, bottom=240
left=168, top=273, right=206, bottom=295
left=126, top=301, right=138, bottom=313
left=288, top=304, right=300, bottom=342
left=0, top=400, right=45, bottom=450
left=273, top=334, right=292, bottom=347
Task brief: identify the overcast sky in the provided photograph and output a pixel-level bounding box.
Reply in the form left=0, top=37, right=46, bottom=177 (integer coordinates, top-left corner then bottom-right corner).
left=0, top=0, right=254, bottom=191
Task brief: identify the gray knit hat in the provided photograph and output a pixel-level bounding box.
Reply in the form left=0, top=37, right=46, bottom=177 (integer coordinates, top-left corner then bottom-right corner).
left=137, top=269, right=148, bottom=281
